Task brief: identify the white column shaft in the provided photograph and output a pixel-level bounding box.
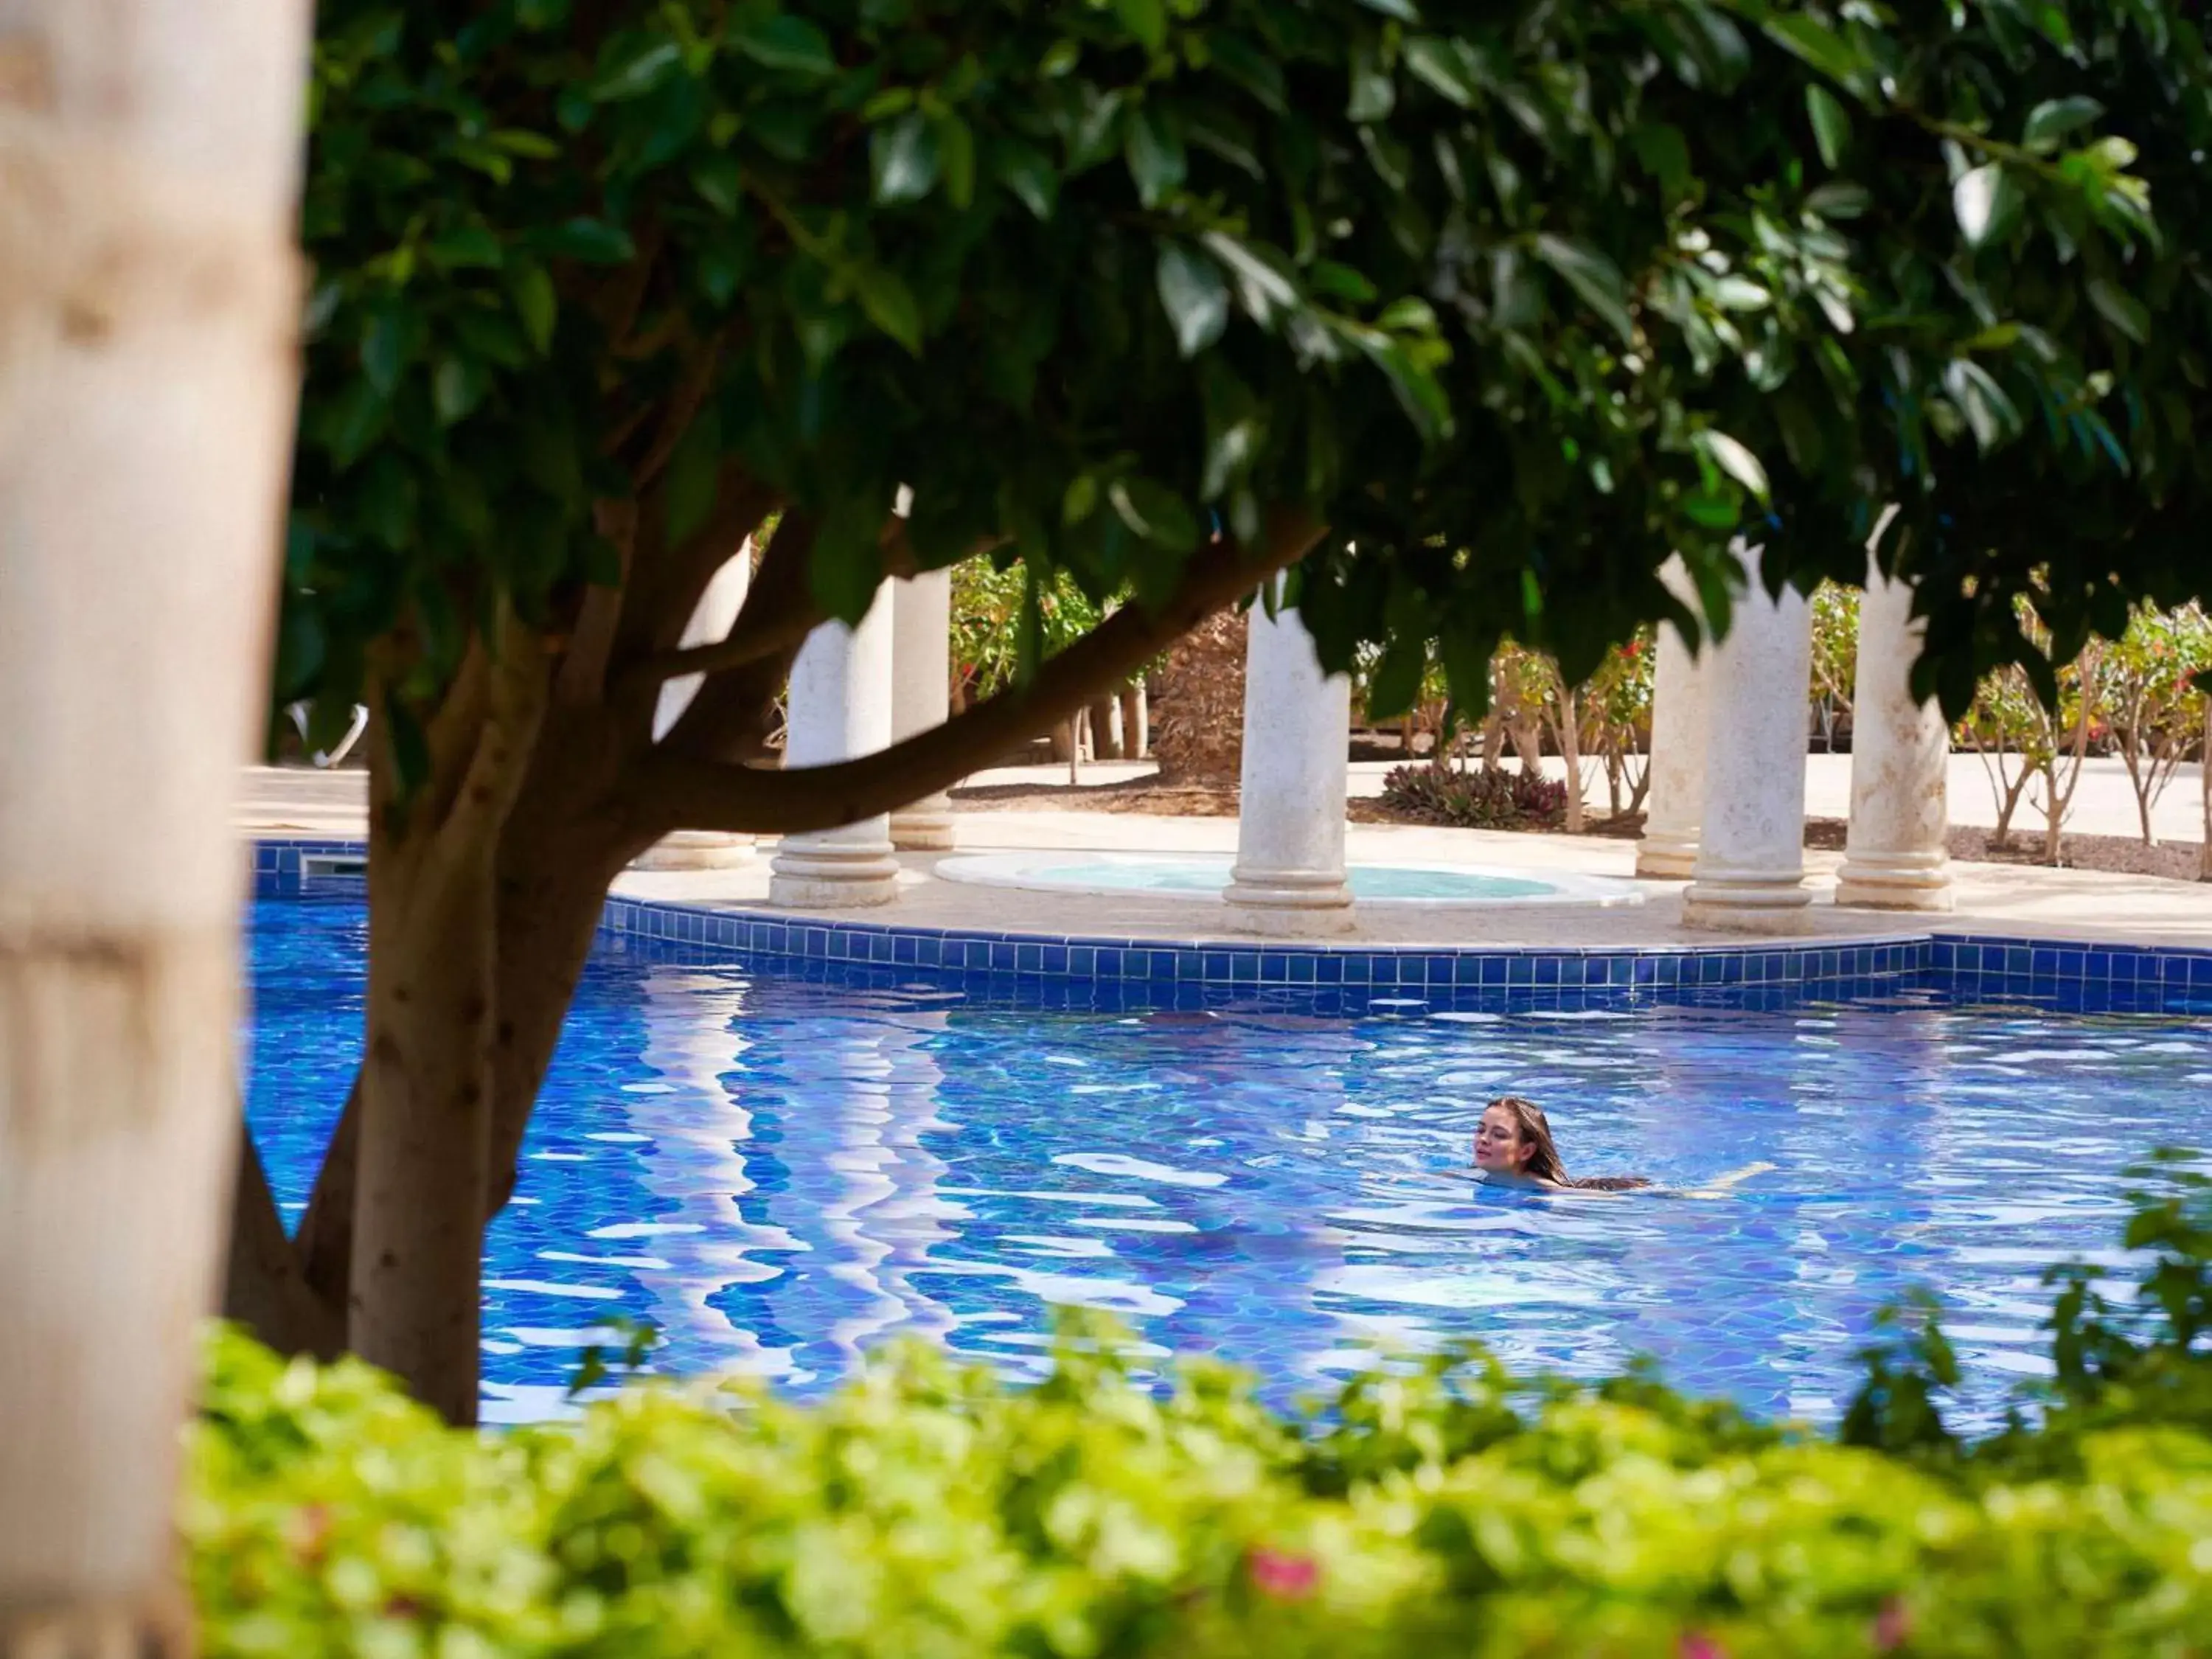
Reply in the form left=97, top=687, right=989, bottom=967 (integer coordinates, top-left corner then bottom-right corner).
left=636, top=544, right=757, bottom=869
left=1224, top=591, right=1354, bottom=936
left=1636, top=556, right=1711, bottom=879
left=1837, top=561, right=1953, bottom=910
left=1683, top=545, right=1815, bottom=931
left=888, top=568, right=955, bottom=850
left=769, top=585, right=900, bottom=907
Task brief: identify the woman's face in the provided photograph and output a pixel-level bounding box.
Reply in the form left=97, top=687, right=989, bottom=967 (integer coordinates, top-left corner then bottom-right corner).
left=1474, top=1105, right=1532, bottom=1174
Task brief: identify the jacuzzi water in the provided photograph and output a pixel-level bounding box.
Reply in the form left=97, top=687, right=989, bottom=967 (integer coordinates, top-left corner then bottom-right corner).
left=248, top=898, right=2212, bottom=1426
left=931, top=851, right=1643, bottom=905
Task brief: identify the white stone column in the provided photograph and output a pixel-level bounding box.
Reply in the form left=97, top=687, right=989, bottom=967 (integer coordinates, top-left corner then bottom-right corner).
left=633, top=544, right=759, bottom=872
left=1223, top=587, right=1354, bottom=935
left=768, top=584, right=901, bottom=908
left=1836, top=560, right=1954, bottom=910
left=1635, top=556, right=1712, bottom=879
left=888, top=568, right=956, bottom=850
left=1683, top=545, right=1815, bottom=931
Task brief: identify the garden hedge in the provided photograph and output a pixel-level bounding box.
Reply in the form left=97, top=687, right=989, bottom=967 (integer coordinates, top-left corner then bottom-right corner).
left=187, top=1161, right=2212, bottom=1658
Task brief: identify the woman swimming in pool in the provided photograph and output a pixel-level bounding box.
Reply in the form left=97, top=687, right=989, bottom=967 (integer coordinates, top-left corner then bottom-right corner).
left=1473, top=1095, right=1653, bottom=1192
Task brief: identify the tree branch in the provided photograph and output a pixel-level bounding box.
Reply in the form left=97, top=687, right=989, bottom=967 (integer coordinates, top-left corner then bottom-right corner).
left=634, top=512, right=1324, bottom=836
left=641, top=513, right=823, bottom=751
left=610, top=467, right=782, bottom=670
left=619, top=516, right=1003, bottom=696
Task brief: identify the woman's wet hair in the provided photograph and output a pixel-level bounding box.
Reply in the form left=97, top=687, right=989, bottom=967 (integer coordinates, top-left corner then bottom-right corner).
left=1486, top=1095, right=1652, bottom=1191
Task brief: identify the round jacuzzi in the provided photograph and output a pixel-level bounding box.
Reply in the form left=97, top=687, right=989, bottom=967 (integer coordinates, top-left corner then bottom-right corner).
left=931, top=851, right=1645, bottom=908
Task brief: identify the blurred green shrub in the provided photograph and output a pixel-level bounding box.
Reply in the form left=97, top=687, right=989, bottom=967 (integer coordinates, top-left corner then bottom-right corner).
left=188, top=1161, right=2212, bottom=1658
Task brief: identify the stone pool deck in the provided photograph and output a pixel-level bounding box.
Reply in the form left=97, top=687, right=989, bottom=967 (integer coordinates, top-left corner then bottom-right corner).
left=240, top=766, right=2212, bottom=953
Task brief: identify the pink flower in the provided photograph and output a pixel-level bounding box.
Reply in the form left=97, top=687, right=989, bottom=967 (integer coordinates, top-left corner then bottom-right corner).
left=1247, top=1547, right=1320, bottom=1601
left=1679, top=1635, right=1725, bottom=1659
left=1874, top=1597, right=1912, bottom=1651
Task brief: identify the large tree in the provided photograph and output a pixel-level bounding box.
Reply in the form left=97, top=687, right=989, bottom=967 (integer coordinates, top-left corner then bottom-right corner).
left=234, top=0, right=2212, bottom=1421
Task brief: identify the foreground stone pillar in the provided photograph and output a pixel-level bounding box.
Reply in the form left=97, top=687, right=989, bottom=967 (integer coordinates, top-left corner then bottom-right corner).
left=1837, top=560, right=1954, bottom=911
left=769, top=585, right=900, bottom=907
left=635, top=546, right=757, bottom=871
left=1683, top=546, right=1814, bottom=931
left=1224, top=587, right=1354, bottom=935
left=888, top=568, right=956, bottom=850
left=1636, top=557, right=1713, bottom=879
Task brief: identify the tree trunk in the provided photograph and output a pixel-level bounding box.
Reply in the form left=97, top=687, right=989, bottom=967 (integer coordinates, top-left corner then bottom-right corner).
left=1087, top=695, right=1122, bottom=760
left=2201, top=701, right=2212, bottom=882
left=0, top=0, right=307, bottom=1643
left=1556, top=685, right=1585, bottom=835
left=1118, top=681, right=1149, bottom=759
left=350, top=632, right=546, bottom=1425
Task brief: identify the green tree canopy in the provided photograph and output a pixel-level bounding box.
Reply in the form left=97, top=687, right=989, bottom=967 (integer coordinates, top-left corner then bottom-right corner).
left=250, top=0, right=2212, bottom=1418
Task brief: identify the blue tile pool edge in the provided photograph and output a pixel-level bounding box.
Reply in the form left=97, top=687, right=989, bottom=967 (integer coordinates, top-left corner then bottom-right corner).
left=249, top=837, right=2212, bottom=1011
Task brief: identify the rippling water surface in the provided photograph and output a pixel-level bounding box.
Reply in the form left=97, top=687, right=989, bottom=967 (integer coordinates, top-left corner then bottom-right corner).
left=246, top=899, right=2212, bottom=1425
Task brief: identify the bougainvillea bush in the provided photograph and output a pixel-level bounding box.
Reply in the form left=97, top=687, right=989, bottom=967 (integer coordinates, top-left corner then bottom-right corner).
left=188, top=1162, right=2212, bottom=1658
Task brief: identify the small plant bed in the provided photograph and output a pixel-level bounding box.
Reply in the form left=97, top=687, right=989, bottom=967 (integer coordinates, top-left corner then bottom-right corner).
left=190, top=1168, right=2212, bottom=1658
left=1802, top=818, right=2211, bottom=883
left=1374, top=764, right=1571, bottom=831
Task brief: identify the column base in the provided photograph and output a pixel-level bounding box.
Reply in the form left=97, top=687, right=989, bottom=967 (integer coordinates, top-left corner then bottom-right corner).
left=1635, top=829, right=1700, bottom=880
left=1222, top=867, right=1357, bottom=937
left=768, top=837, right=901, bottom=908
left=629, top=830, right=756, bottom=872
left=1835, top=848, right=1955, bottom=912
left=889, top=796, right=956, bottom=852
left=1681, top=866, right=1812, bottom=933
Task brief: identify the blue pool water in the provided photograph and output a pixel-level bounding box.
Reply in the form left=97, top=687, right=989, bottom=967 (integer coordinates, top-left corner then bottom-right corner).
left=247, top=899, right=2212, bottom=1425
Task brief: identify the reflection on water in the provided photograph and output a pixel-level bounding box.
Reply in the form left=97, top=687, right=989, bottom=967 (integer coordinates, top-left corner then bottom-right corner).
left=246, top=902, right=2212, bottom=1425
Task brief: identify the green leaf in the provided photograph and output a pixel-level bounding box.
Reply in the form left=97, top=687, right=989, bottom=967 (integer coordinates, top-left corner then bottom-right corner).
left=1762, top=14, right=1865, bottom=87
left=1402, top=38, right=1484, bottom=107
left=2088, top=276, right=2151, bottom=344
left=690, top=153, right=744, bottom=215
left=1107, top=477, right=1200, bottom=552
left=1124, top=106, right=1186, bottom=208
left=1112, top=0, right=1166, bottom=52
left=508, top=262, right=557, bottom=354
left=1804, top=181, right=1870, bottom=219
left=431, top=356, right=487, bottom=425
left=1627, top=121, right=1691, bottom=202
left=381, top=692, right=431, bottom=795
left=938, top=114, right=977, bottom=209
left=1694, top=430, right=1770, bottom=501
left=360, top=307, right=411, bottom=396
left=664, top=410, right=721, bottom=544
left=425, top=224, right=503, bottom=270
left=1952, top=164, right=2021, bottom=248
left=1354, top=0, right=1422, bottom=19
left=855, top=266, right=923, bottom=353
left=591, top=40, right=680, bottom=102
left=994, top=140, right=1059, bottom=219
left=1806, top=85, right=1851, bottom=170
left=538, top=218, right=634, bottom=263
left=1365, top=635, right=1426, bottom=720
left=1199, top=231, right=1298, bottom=324
left=1533, top=234, right=1635, bottom=344
left=872, top=111, right=940, bottom=204
left=2023, top=96, right=2104, bottom=152
left=1155, top=243, right=1230, bottom=357
left=731, top=14, right=838, bottom=76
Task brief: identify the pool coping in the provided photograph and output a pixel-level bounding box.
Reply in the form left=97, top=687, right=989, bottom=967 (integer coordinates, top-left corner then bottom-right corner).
left=251, top=836, right=2212, bottom=1013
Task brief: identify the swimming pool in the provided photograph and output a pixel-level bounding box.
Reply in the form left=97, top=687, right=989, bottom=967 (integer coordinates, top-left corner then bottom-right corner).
left=931, top=850, right=1645, bottom=906
left=246, top=898, right=2212, bottom=1425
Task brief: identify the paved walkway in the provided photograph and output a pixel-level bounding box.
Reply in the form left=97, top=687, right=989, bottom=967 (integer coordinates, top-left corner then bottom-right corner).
left=240, top=766, right=2212, bottom=950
